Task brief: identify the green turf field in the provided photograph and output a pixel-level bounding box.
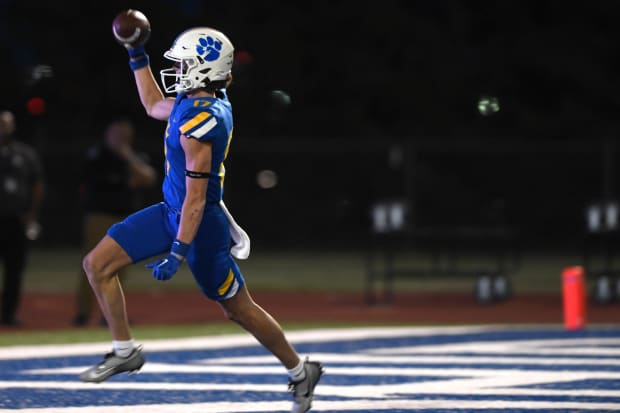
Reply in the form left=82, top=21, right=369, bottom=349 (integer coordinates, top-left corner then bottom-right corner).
left=24, top=246, right=585, bottom=294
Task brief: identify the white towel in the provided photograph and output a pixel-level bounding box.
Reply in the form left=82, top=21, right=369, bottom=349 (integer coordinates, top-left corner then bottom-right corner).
left=219, top=200, right=251, bottom=259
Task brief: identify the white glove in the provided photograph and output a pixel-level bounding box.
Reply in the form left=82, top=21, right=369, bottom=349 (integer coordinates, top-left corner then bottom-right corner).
left=219, top=200, right=251, bottom=259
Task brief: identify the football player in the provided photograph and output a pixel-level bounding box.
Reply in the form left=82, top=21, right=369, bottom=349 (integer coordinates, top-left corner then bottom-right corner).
left=79, top=26, right=323, bottom=412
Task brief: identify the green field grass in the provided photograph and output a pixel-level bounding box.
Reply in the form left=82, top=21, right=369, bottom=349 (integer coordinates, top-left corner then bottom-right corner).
left=24, top=246, right=586, bottom=295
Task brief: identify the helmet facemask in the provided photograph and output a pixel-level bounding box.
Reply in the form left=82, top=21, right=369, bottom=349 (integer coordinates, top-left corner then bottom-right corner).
left=160, top=55, right=205, bottom=93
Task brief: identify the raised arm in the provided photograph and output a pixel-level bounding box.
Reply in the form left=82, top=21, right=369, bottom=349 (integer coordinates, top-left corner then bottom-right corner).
left=125, top=46, right=174, bottom=121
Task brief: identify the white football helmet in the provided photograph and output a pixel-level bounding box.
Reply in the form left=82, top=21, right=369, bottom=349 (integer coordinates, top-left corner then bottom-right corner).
left=160, top=27, right=234, bottom=93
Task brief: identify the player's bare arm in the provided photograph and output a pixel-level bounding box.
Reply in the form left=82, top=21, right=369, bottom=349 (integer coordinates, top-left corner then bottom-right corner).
left=112, top=10, right=174, bottom=121
left=133, top=67, right=174, bottom=121
left=176, top=135, right=212, bottom=244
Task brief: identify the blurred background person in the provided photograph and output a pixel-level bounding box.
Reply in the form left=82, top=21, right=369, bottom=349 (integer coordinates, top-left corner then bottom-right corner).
left=73, top=117, right=157, bottom=326
left=0, top=110, right=45, bottom=327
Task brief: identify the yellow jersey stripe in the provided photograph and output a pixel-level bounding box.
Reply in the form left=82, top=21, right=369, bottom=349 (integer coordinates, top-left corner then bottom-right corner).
left=218, top=269, right=235, bottom=296
left=180, top=112, right=211, bottom=134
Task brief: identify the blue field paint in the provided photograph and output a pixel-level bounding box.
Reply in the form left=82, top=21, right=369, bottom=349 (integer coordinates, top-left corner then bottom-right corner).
left=0, top=326, right=619, bottom=412
left=525, top=379, right=620, bottom=390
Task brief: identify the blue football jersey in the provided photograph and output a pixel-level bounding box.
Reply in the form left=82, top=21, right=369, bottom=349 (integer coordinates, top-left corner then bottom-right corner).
left=162, top=91, right=234, bottom=209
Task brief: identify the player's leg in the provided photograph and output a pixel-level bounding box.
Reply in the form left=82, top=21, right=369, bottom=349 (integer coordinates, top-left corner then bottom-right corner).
left=75, top=212, right=129, bottom=326
left=219, top=284, right=300, bottom=367
left=82, top=235, right=133, bottom=340
left=218, top=284, right=323, bottom=412
left=80, top=236, right=144, bottom=383
left=74, top=212, right=110, bottom=326
left=83, top=204, right=172, bottom=339
left=188, top=205, right=323, bottom=412
left=189, top=206, right=304, bottom=367
left=80, top=202, right=172, bottom=383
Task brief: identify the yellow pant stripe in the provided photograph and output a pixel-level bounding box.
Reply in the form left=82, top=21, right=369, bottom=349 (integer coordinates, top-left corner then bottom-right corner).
left=218, top=269, right=235, bottom=296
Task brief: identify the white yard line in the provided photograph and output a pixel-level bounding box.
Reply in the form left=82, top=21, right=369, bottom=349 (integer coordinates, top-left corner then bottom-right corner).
left=2, top=379, right=620, bottom=399
left=23, top=363, right=620, bottom=378
left=369, top=337, right=620, bottom=356
left=196, top=352, right=620, bottom=366
left=3, top=399, right=620, bottom=413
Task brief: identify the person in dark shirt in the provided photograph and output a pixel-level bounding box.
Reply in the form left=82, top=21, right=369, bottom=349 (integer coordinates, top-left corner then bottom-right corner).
left=0, top=110, right=45, bottom=326
left=73, top=118, right=156, bottom=326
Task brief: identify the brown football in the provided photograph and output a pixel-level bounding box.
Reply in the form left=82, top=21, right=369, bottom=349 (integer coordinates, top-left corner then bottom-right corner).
left=112, top=9, right=151, bottom=48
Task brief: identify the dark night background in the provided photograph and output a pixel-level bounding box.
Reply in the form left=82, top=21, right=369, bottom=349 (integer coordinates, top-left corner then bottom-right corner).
left=1, top=0, right=619, bottom=250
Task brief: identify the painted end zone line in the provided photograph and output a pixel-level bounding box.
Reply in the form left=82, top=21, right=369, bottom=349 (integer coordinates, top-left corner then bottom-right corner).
left=4, top=399, right=619, bottom=413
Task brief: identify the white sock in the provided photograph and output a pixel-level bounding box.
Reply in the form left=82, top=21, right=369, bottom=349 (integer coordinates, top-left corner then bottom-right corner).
left=288, top=358, right=306, bottom=381
left=113, top=339, right=135, bottom=358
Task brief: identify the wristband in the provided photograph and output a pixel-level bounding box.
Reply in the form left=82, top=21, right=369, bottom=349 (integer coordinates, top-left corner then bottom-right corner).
left=128, top=45, right=146, bottom=58
left=128, top=45, right=149, bottom=71
left=171, top=239, right=191, bottom=258
left=129, top=54, right=149, bottom=71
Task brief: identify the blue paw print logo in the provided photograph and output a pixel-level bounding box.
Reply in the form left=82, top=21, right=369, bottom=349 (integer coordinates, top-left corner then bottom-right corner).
left=196, top=36, right=222, bottom=61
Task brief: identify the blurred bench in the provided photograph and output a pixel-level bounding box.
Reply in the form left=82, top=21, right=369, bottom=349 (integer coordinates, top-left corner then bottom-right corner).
left=365, top=225, right=521, bottom=305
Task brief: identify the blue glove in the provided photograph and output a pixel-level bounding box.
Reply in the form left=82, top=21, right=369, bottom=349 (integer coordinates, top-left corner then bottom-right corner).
left=127, top=45, right=149, bottom=71
left=146, top=253, right=182, bottom=281
left=146, top=239, right=190, bottom=281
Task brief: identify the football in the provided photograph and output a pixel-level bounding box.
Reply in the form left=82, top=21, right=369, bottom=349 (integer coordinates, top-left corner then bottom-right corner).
left=112, top=9, right=151, bottom=48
